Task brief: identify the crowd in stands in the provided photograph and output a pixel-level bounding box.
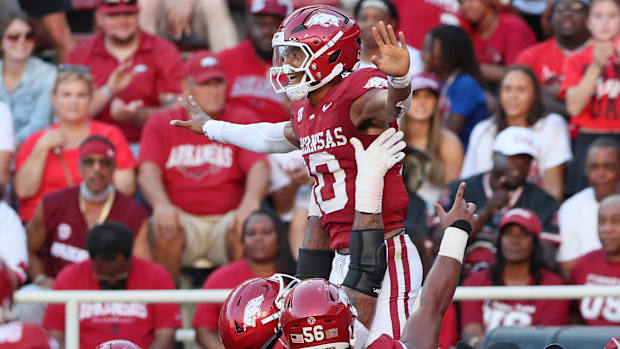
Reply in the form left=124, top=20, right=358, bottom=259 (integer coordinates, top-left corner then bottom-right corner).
left=0, top=0, right=619, bottom=347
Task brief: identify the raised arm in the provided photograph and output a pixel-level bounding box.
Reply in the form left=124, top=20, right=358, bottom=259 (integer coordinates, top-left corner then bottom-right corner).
left=170, top=96, right=299, bottom=153
left=566, top=41, right=611, bottom=117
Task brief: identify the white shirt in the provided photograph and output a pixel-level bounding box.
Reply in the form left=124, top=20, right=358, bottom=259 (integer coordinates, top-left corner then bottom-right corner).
left=461, top=114, right=573, bottom=181
left=557, top=187, right=602, bottom=262
left=0, top=102, right=15, bottom=152
left=0, top=202, right=27, bottom=283
left=358, top=45, right=424, bottom=77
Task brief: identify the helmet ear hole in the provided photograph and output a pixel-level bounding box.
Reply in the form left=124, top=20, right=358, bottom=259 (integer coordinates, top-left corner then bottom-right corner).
left=292, top=25, right=307, bottom=34
left=235, top=320, right=243, bottom=334
left=329, top=50, right=341, bottom=64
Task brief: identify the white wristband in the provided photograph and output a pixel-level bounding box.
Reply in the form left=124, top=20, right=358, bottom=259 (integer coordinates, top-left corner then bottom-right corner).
left=388, top=74, right=411, bottom=89
left=438, top=227, right=469, bottom=263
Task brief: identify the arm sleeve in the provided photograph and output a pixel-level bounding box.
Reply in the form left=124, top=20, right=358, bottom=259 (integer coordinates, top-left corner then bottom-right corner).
left=203, top=120, right=298, bottom=154
left=0, top=103, right=15, bottom=152
left=15, top=69, right=56, bottom=143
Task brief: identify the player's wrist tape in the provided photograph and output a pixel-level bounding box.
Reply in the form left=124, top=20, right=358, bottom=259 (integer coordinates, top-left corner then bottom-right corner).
left=342, top=229, right=387, bottom=298
left=296, top=248, right=335, bottom=280
left=388, top=73, right=411, bottom=89
left=438, top=224, right=470, bottom=263
left=355, top=174, right=384, bottom=213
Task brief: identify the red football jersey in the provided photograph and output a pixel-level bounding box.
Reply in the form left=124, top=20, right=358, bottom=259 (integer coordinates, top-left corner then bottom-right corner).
left=290, top=68, right=408, bottom=250
left=570, top=249, right=620, bottom=325
left=561, top=44, right=620, bottom=131
left=0, top=321, right=58, bottom=349
left=461, top=269, right=570, bottom=331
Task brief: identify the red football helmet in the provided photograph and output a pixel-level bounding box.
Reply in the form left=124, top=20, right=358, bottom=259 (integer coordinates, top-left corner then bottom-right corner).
left=96, top=340, right=142, bottom=349
left=280, top=278, right=356, bottom=349
left=269, top=5, right=361, bottom=100
left=219, top=274, right=299, bottom=349
left=0, top=259, right=15, bottom=324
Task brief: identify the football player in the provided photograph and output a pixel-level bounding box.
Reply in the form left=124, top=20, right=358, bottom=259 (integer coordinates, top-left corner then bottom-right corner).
left=172, top=5, right=419, bottom=344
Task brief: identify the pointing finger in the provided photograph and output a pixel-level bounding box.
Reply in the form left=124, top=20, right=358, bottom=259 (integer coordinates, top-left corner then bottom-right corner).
left=454, top=182, right=466, bottom=208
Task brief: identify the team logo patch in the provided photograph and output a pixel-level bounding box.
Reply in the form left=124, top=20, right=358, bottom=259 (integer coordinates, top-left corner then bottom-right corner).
left=307, top=316, right=316, bottom=325
left=200, top=56, right=219, bottom=67
left=243, top=294, right=265, bottom=330
left=363, top=77, right=388, bottom=89
left=57, top=223, right=72, bottom=241
left=306, top=13, right=341, bottom=27
left=133, top=64, right=148, bottom=73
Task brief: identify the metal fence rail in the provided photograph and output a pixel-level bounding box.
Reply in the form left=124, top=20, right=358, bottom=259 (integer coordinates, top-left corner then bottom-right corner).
left=15, top=285, right=620, bottom=349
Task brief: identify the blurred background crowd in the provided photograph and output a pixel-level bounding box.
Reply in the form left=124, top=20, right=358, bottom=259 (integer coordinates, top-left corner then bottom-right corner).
left=0, top=0, right=619, bottom=347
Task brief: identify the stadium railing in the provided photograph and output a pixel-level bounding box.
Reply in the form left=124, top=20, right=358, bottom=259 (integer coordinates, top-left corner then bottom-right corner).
left=15, top=285, right=620, bottom=349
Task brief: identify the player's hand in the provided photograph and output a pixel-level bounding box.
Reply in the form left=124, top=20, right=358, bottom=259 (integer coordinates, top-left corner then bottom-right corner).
left=167, top=0, right=193, bottom=40
left=371, top=21, right=410, bottom=78
left=593, top=41, right=613, bottom=68
left=433, top=182, right=478, bottom=232
left=106, top=60, right=137, bottom=96
left=351, top=127, right=406, bottom=178
left=153, top=203, right=185, bottom=239
left=170, top=95, right=212, bottom=134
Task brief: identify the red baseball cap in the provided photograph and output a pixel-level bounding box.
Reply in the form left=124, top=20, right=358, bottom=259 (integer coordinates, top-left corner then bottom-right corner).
left=411, top=72, right=440, bottom=94
left=98, top=0, right=140, bottom=14
left=250, top=0, right=293, bottom=17
left=80, top=136, right=116, bottom=160
left=499, top=208, right=542, bottom=236
left=183, top=50, right=227, bottom=84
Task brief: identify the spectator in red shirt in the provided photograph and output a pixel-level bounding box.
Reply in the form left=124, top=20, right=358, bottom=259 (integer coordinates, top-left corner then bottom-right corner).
left=391, top=0, right=460, bottom=49
left=13, top=67, right=136, bottom=223
left=193, top=210, right=280, bottom=349
left=216, top=0, right=292, bottom=124
left=138, top=50, right=270, bottom=282
left=460, top=0, right=537, bottom=84
left=66, top=0, right=183, bottom=145
left=570, top=194, right=620, bottom=326
left=43, top=221, right=181, bottom=349
left=515, top=0, right=591, bottom=116
left=460, top=208, right=570, bottom=348
left=562, top=0, right=620, bottom=196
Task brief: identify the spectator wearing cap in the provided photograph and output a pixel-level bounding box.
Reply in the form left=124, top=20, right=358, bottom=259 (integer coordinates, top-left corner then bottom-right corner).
left=459, top=0, right=536, bottom=85
left=354, top=0, right=424, bottom=76
left=137, top=0, right=238, bottom=53
left=462, top=66, right=572, bottom=202
left=26, top=135, right=150, bottom=290
left=558, top=138, right=620, bottom=279
left=0, top=11, right=57, bottom=145
left=561, top=0, right=620, bottom=196
left=401, top=72, right=463, bottom=209
left=139, top=50, right=270, bottom=283
left=569, top=194, right=620, bottom=325
left=421, top=25, right=489, bottom=149
left=390, top=0, right=460, bottom=49
left=515, top=0, right=590, bottom=116
left=460, top=208, right=570, bottom=349
left=43, top=221, right=181, bottom=349
left=65, top=0, right=184, bottom=146
left=216, top=0, right=292, bottom=124
left=437, top=126, right=560, bottom=276
left=13, top=67, right=136, bottom=223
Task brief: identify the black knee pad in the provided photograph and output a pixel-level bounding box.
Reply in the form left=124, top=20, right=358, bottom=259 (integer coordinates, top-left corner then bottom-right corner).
left=342, top=229, right=387, bottom=298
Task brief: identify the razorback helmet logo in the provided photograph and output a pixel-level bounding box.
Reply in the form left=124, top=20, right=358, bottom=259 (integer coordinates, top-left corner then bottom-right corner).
left=96, top=340, right=142, bottom=349
left=306, top=13, right=341, bottom=27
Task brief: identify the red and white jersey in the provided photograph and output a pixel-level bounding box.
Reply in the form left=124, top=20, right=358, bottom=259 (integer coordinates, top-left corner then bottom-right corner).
left=290, top=68, right=409, bottom=250
left=0, top=321, right=58, bottom=349
left=570, top=249, right=620, bottom=325
left=366, top=334, right=406, bottom=348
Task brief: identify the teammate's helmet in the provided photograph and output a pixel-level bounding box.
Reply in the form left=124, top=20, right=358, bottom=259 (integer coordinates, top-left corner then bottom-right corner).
left=280, top=278, right=356, bottom=349
left=218, top=274, right=299, bottom=349
left=96, top=340, right=143, bottom=349
left=0, top=259, right=15, bottom=324
left=269, top=5, right=361, bottom=101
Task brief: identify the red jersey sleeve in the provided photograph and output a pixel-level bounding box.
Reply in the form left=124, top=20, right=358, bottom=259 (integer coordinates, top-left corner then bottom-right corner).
left=14, top=130, right=44, bottom=172
left=459, top=272, right=487, bottom=326
left=154, top=40, right=183, bottom=94
left=150, top=264, right=183, bottom=329
left=138, top=112, right=168, bottom=168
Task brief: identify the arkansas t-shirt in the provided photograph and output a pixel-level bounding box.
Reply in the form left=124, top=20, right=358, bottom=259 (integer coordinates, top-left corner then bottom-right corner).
left=192, top=259, right=260, bottom=329
left=561, top=44, right=620, bottom=130
left=43, top=257, right=181, bottom=349
left=15, top=120, right=136, bottom=222
left=139, top=106, right=267, bottom=215
left=570, top=249, right=620, bottom=325
left=461, top=269, right=570, bottom=331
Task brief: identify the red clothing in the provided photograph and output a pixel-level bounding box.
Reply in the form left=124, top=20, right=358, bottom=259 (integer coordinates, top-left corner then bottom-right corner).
left=561, top=44, right=620, bottom=130
left=570, top=249, right=620, bottom=325
left=41, top=186, right=148, bottom=277
left=15, top=120, right=135, bottom=222
left=217, top=40, right=289, bottom=124
left=367, top=334, right=406, bottom=348
left=460, top=269, right=570, bottom=331
left=291, top=68, right=408, bottom=250
left=466, top=13, right=536, bottom=65
left=0, top=321, right=57, bottom=349
left=439, top=302, right=458, bottom=349
left=192, top=259, right=259, bottom=329
left=139, top=106, right=267, bottom=215
left=43, top=257, right=181, bottom=349
left=66, top=31, right=183, bottom=142
left=516, top=38, right=588, bottom=87
left=392, top=0, right=460, bottom=49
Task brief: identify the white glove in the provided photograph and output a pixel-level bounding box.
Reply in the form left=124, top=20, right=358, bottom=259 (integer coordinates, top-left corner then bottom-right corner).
left=350, top=128, right=406, bottom=214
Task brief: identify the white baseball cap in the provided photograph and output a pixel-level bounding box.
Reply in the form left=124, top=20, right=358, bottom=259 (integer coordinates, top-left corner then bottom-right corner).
left=493, top=126, right=537, bottom=158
